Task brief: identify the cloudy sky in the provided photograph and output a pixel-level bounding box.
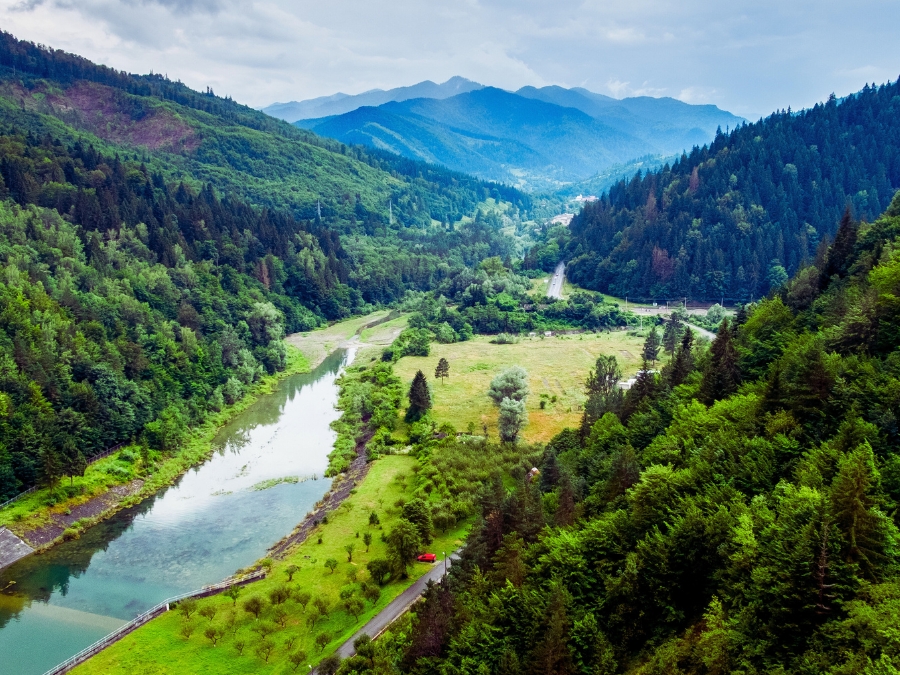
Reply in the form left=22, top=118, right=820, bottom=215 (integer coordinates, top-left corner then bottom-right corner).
left=2, top=0, right=898, bottom=118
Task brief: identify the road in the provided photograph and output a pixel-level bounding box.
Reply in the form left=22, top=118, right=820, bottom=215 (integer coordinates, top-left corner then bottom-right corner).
left=333, top=553, right=459, bottom=660
left=547, top=261, right=565, bottom=299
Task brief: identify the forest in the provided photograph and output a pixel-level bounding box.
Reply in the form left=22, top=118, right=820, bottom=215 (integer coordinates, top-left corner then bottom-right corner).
left=336, top=193, right=900, bottom=674
left=0, top=33, right=534, bottom=501
left=534, top=80, right=900, bottom=302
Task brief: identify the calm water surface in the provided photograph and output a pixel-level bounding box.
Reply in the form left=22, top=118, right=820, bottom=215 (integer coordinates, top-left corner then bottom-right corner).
left=0, top=347, right=352, bottom=675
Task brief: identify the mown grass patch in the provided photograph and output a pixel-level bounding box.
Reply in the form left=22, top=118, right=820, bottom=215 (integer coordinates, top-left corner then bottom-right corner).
left=393, top=332, right=646, bottom=443
left=71, top=455, right=468, bottom=675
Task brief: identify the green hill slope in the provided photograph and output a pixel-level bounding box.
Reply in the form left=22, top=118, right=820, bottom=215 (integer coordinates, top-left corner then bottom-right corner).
left=556, top=81, right=900, bottom=301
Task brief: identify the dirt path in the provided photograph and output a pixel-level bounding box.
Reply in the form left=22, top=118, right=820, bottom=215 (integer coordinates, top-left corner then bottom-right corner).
left=18, top=479, right=145, bottom=548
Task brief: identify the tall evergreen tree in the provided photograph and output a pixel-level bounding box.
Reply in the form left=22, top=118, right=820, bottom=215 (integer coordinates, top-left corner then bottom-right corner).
left=405, top=370, right=431, bottom=422
left=821, top=206, right=859, bottom=284
left=664, top=328, right=695, bottom=388
left=699, top=319, right=741, bottom=404
left=642, top=326, right=662, bottom=365
left=662, top=316, right=683, bottom=355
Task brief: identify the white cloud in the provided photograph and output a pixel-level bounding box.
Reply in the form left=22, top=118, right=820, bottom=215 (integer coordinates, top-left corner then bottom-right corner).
left=0, top=0, right=897, bottom=116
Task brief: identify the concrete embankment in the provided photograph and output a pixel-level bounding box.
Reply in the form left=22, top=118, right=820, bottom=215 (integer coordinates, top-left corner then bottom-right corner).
left=0, top=527, right=33, bottom=571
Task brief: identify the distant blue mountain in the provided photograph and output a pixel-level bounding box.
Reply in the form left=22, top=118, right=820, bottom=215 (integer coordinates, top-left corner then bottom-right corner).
left=262, top=77, right=483, bottom=123
left=281, top=81, right=744, bottom=190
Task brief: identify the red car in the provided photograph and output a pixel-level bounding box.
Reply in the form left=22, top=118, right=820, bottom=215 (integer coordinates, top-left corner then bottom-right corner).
left=417, top=553, right=437, bottom=563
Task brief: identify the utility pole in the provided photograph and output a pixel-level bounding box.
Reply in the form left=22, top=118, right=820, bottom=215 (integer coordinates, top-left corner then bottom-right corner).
left=317, top=200, right=321, bottom=219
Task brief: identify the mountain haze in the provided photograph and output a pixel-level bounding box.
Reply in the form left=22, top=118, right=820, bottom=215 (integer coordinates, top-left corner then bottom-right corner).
left=262, top=76, right=483, bottom=123
left=292, top=84, right=743, bottom=190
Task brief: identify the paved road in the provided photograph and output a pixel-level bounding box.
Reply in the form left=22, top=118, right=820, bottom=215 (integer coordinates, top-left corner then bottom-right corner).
left=684, top=322, right=717, bottom=341
left=547, top=261, right=565, bottom=299
left=334, top=554, right=458, bottom=660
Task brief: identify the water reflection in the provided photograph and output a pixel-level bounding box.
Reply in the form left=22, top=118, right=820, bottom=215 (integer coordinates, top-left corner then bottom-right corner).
left=0, top=347, right=350, bottom=675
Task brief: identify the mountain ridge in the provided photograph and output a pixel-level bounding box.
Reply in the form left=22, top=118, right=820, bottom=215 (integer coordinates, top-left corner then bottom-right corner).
left=294, top=85, right=743, bottom=190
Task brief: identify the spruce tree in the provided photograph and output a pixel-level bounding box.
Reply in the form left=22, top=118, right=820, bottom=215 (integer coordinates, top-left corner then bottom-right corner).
left=435, top=357, right=450, bottom=383
left=405, top=370, right=431, bottom=422
left=665, top=329, right=695, bottom=388
left=662, top=316, right=682, bottom=355
left=699, top=319, right=741, bottom=404
left=641, top=326, right=661, bottom=365
left=821, top=206, right=858, bottom=284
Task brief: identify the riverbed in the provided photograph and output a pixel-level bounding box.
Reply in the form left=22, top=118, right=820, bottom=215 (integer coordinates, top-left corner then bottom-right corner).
left=0, top=347, right=352, bottom=675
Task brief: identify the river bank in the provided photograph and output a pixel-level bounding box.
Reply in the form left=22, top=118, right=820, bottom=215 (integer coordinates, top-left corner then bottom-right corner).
left=1, top=346, right=353, bottom=675
left=0, top=345, right=311, bottom=569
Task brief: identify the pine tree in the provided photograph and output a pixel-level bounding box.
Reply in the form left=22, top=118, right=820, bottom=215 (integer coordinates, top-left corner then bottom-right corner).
left=664, top=327, right=695, bottom=388
left=641, top=326, right=661, bottom=365
left=662, top=316, right=682, bottom=355
left=820, top=206, right=858, bottom=284
left=699, top=319, right=741, bottom=404
left=405, top=370, right=431, bottom=422
left=435, top=357, right=450, bottom=383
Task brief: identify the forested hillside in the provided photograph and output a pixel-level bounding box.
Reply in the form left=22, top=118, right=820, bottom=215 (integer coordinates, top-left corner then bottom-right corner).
left=0, top=32, right=531, bottom=501
left=342, top=193, right=900, bottom=675
left=553, top=80, right=900, bottom=301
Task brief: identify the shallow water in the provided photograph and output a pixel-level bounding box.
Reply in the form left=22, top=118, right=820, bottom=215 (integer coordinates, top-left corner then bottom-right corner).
left=0, top=347, right=351, bottom=675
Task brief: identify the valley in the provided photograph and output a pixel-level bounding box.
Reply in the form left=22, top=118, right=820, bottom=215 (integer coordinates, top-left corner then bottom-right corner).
left=0, top=15, right=898, bottom=675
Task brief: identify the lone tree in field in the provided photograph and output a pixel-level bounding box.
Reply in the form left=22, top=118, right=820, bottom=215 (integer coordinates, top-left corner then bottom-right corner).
left=405, top=370, right=432, bottom=422
left=386, top=518, right=423, bottom=579
left=487, top=366, right=529, bottom=405
left=498, top=397, right=528, bottom=443
left=435, top=357, right=450, bottom=383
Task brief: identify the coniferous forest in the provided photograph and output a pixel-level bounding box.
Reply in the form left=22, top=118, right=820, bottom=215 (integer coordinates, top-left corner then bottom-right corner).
left=534, top=81, right=900, bottom=302
left=341, top=192, right=900, bottom=675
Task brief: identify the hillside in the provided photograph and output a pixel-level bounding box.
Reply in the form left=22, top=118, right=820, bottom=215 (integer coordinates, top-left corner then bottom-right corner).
left=341, top=191, right=900, bottom=675
left=262, top=76, right=483, bottom=123
left=0, top=32, right=530, bottom=501
left=542, top=81, right=900, bottom=301
left=294, top=86, right=742, bottom=190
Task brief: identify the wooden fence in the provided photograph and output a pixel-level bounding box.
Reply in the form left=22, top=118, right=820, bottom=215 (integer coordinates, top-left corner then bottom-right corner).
left=42, top=569, right=266, bottom=675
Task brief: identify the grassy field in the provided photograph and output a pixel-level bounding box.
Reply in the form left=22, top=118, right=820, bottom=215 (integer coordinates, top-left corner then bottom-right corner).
left=73, top=455, right=467, bottom=674
left=393, top=332, right=646, bottom=443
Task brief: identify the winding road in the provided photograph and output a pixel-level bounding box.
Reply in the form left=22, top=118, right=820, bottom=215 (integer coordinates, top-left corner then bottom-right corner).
left=547, top=260, right=565, bottom=299
left=331, top=553, right=459, bottom=662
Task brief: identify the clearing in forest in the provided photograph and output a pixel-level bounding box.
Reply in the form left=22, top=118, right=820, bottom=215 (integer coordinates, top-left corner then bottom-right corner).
left=393, top=331, right=647, bottom=443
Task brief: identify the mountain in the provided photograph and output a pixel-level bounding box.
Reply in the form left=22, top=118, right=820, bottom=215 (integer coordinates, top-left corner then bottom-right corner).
left=547, top=81, right=900, bottom=301
left=262, top=76, right=483, bottom=123
left=294, top=86, right=743, bottom=190
left=517, top=85, right=741, bottom=155
left=0, top=32, right=529, bottom=499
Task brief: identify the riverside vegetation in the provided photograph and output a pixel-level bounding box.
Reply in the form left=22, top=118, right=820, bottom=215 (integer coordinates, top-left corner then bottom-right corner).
left=72, top=326, right=544, bottom=673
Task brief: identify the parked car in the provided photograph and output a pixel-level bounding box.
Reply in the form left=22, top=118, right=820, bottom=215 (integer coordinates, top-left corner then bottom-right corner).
left=417, top=553, right=437, bottom=563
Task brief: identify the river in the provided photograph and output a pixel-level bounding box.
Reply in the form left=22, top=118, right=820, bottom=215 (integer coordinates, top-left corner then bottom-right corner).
left=0, top=347, right=352, bottom=675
